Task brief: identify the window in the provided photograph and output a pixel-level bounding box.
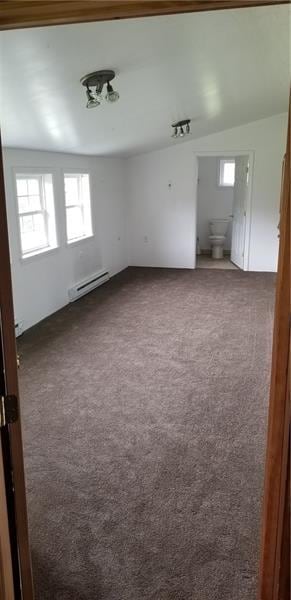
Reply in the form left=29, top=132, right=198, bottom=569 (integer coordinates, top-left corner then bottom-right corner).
left=218, top=159, right=235, bottom=187
left=64, top=173, right=93, bottom=243
left=15, top=173, right=57, bottom=258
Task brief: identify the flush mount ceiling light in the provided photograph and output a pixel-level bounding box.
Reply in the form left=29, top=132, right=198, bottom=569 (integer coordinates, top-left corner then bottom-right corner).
left=171, top=119, right=191, bottom=139
left=80, top=70, right=120, bottom=109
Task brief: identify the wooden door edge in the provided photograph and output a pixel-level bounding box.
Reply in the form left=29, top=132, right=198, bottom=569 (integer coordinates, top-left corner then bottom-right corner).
left=0, top=440, right=14, bottom=600
left=0, top=145, right=34, bottom=597
left=0, top=0, right=289, bottom=31
left=258, top=94, right=290, bottom=600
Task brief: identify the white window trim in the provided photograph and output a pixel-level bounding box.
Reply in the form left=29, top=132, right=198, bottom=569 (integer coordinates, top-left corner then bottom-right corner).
left=19, top=245, right=60, bottom=265
left=17, top=174, right=50, bottom=256
left=63, top=171, right=94, bottom=245
left=217, top=158, right=235, bottom=188
left=65, top=234, right=95, bottom=249
left=13, top=167, right=59, bottom=261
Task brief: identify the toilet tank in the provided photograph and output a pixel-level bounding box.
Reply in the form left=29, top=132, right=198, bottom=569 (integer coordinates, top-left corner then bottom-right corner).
left=209, top=218, right=229, bottom=235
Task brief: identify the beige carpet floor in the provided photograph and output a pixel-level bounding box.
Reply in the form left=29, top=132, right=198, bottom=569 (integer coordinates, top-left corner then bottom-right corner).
left=18, top=267, right=275, bottom=600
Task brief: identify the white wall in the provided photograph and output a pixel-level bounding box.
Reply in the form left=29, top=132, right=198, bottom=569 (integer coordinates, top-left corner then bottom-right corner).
left=3, top=148, right=128, bottom=331
left=127, top=113, right=287, bottom=272
left=3, top=112, right=287, bottom=330
left=197, top=157, right=234, bottom=252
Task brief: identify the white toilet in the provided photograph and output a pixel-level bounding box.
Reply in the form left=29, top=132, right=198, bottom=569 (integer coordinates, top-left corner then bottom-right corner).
left=209, top=218, right=229, bottom=259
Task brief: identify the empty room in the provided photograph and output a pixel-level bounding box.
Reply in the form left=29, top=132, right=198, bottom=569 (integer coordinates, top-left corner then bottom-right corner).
left=0, top=3, right=289, bottom=600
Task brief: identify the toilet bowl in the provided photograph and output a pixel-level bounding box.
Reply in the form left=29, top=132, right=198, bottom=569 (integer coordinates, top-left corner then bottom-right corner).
left=209, top=219, right=229, bottom=259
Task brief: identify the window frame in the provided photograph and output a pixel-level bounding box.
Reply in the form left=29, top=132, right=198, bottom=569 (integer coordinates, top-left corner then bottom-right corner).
left=13, top=168, right=59, bottom=261
left=63, top=171, right=94, bottom=245
left=217, top=158, right=236, bottom=188
left=16, top=174, right=49, bottom=255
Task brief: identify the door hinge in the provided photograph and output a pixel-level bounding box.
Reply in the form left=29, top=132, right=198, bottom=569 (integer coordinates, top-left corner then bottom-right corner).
left=0, top=395, right=18, bottom=427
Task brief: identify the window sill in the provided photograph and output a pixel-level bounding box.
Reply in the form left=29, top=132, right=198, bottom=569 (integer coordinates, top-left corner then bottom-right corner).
left=66, top=234, right=94, bottom=248
left=20, top=245, right=59, bottom=264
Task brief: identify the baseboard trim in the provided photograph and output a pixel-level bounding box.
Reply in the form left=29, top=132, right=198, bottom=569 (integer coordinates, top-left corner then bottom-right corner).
left=198, top=249, right=231, bottom=257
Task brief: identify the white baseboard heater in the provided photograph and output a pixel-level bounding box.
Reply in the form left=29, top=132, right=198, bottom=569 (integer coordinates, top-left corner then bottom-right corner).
left=68, top=269, right=110, bottom=302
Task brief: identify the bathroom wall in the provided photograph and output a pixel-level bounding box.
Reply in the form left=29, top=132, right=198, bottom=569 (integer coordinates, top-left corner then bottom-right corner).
left=196, top=156, right=234, bottom=252
left=3, top=148, right=128, bottom=331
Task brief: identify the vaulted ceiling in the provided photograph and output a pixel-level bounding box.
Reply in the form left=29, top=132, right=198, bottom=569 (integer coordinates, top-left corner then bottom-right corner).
left=0, top=4, right=289, bottom=156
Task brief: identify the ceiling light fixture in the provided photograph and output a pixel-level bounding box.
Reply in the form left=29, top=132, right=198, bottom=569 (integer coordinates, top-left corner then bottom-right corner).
left=80, top=69, right=120, bottom=109
left=171, top=119, right=191, bottom=139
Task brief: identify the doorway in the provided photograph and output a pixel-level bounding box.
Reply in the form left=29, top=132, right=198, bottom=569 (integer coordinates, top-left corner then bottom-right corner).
left=0, top=3, right=289, bottom=599
left=194, top=152, right=254, bottom=271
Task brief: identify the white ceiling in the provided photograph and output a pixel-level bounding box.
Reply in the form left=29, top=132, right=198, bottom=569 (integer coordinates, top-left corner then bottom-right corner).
left=0, top=5, right=290, bottom=157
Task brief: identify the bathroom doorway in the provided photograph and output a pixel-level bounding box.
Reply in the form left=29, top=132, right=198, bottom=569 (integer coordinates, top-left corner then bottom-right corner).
left=194, top=151, right=254, bottom=271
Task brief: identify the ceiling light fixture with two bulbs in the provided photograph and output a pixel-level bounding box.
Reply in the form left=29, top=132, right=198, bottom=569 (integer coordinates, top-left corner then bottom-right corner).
left=80, top=69, right=120, bottom=109
left=171, top=119, right=191, bottom=139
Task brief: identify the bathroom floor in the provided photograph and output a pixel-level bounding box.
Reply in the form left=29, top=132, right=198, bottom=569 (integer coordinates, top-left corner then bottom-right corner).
left=196, top=255, right=239, bottom=270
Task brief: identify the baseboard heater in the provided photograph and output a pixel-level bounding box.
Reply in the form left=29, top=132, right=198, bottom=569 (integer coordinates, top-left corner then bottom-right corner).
left=68, top=269, right=110, bottom=302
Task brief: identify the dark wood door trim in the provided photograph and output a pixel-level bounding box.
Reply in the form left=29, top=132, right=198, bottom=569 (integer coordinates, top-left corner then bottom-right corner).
left=258, top=98, right=290, bottom=600
left=0, top=0, right=288, bottom=31
left=0, top=442, right=14, bottom=600
left=277, top=432, right=290, bottom=599
left=0, top=145, right=34, bottom=598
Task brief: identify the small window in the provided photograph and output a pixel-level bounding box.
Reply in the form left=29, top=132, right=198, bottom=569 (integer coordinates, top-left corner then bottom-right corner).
left=64, top=173, right=93, bottom=243
left=218, top=159, right=235, bottom=187
left=15, top=173, right=57, bottom=258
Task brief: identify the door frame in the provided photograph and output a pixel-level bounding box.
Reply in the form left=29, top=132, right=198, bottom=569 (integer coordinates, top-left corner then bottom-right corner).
left=0, top=145, right=34, bottom=597
left=0, top=0, right=288, bottom=30
left=258, top=101, right=290, bottom=600
left=0, top=3, right=289, bottom=600
left=0, top=443, right=14, bottom=600
left=193, top=150, right=254, bottom=270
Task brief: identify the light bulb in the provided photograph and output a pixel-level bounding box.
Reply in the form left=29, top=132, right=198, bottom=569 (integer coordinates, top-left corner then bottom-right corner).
left=105, top=82, right=120, bottom=103
left=86, top=88, right=100, bottom=109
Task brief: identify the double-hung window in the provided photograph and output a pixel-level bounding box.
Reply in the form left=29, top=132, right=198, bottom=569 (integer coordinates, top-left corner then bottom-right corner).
left=64, top=173, right=93, bottom=243
left=15, top=173, right=57, bottom=258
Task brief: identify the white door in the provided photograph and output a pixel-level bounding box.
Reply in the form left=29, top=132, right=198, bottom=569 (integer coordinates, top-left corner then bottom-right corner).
left=231, top=155, right=249, bottom=269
